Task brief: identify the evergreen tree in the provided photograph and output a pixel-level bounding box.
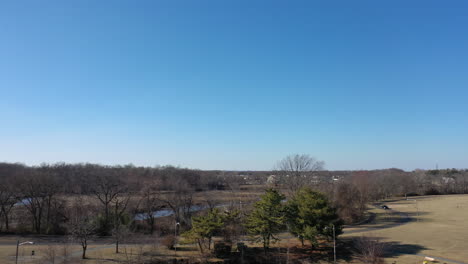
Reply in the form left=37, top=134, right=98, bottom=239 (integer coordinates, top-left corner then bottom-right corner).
left=183, top=208, right=225, bottom=253
left=245, top=188, right=285, bottom=251
left=285, top=187, right=343, bottom=247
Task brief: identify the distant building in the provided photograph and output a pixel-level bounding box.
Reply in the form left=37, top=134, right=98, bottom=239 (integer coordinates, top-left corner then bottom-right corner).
left=267, top=175, right=279, bottom=185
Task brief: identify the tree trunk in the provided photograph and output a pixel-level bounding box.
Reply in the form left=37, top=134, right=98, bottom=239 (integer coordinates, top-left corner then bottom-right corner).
left=104, top=201, right=110, bottom=232
left=1, top=207, right=9, bottom=231
left=4, top=214, right=8, bottom=231
left=46, top=196, right=52, bottom=232
left=37, top=204, right=43, bottom=233
left=263, top=236, right=269, bottom=254
left=149, top=217, right=155, bottom=235
left=197, top=239, right=204, bottom=253
left=116, top=239, right=119, bottom=253
left=82, top=244, right=87, bottom=259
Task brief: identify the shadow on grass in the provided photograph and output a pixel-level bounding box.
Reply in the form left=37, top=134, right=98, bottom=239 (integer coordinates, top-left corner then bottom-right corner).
left=384, top=241, right=428, bottom=257
left=344, top=209, right=433, bottom=235
left=226, top=241, right=355, bottom=264
left=338, top=237, right=428, bottom=264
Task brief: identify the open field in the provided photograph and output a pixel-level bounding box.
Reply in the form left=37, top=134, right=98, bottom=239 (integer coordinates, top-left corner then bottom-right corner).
left=343, top=195, right=468, bottom=264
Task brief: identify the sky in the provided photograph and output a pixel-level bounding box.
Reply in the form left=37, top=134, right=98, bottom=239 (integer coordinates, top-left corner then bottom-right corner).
left=1, top=1, right=467, bottom=171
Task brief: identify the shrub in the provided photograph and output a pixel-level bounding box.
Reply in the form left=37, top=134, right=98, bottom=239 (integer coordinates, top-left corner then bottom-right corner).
left=236, top=242, right=247, bottom=252
left=214, top=241, right=232, bottom=258
left=353, top=236, right=387, bottom=264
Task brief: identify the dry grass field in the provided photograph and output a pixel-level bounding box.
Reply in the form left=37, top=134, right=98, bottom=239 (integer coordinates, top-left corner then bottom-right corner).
left=342, top=195, right=468, bottom=264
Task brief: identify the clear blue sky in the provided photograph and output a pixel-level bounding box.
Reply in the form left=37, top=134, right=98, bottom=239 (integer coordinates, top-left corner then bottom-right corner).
left=1, top=1, right=467, bottom=171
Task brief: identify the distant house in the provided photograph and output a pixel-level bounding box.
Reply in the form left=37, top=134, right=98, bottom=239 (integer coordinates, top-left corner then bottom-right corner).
left=332, top=176, right=340, bottom=182
left=267, top=175, right=279, bottom=185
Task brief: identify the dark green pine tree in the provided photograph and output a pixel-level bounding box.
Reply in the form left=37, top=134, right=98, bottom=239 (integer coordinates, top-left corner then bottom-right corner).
left=245, top=188, right=286, bottom=252
left=285, top=187, right=343, bottom=247
left=183, top=208, right=225, bottom=253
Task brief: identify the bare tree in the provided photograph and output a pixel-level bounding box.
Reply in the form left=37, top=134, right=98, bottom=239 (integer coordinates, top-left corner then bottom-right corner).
left=138, top=184, right=162, bottom=235
left=455, top=171, right=468, bottom=194
left=112, top=224, right=130, bottom=254
left=354, top=236, right=387, bottom=264
left=160, top=188, right=195, bottom=227
left=90, top=171, right=128, bottom=234
left=333, top=182, right=365, bottom=223
left=111, top=193, right=132, bottom=254
left=18, top=168, right=62, bottom=233
left=68, top=198, right=97, bottom=259
left=157, top=171, right=195, bottom=227
left=350, top=171, right=373, bottom=215
left=276, top=154, right=324, bottom=194
left=0, top=177, right=18, bottom=231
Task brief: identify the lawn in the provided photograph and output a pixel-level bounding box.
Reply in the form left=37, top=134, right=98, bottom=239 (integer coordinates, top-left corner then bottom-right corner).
left=342, top=194, right=468, bottom=264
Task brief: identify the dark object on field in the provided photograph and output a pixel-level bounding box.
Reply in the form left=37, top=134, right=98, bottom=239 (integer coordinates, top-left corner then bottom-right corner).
left=237, top=242, right=247, bottom=252
left=214, top=241, right=232, bottom=258
left=236, top=242, right=247, bottom=252
left=162, top=235, right=176, bottom=250
left=381, top=205, right=389, bottom=210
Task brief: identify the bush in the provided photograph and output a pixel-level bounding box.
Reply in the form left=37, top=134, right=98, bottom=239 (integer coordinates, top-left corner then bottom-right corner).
left=353, top=236, right=387, bottom=264
left=214, top=241, right=232, bottom=258
left=162, top=235, right=176, bottom=250
left=236, top=242, right=247, bottom=252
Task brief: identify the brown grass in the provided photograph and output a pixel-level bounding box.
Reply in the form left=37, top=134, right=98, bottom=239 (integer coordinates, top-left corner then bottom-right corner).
left=342, top=194, right=468, bottom=264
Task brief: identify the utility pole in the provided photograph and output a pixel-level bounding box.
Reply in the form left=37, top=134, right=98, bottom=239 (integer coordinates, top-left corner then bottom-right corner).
left=415, top=200, right=419, bottom=221
left=174, top=222, right=180, bottom=258
left=286, top=224, right=290, bottom=264
left=15, top=240, right=18, bottom=264
left=16, top=241, right=34, bottom=264
left=333, top=224, right=336, bottom=264
left=325, top=225, right=336, bottom=264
